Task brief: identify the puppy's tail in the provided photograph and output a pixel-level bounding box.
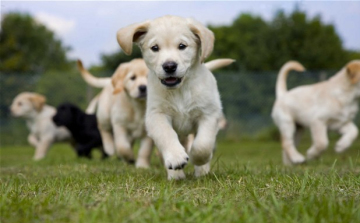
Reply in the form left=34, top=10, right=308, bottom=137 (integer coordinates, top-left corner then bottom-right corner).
left=205, top=59, right=235, bottom=71
left=276, top=61, right=305, bottom=98
left=77, top=60, right=111, bottom=88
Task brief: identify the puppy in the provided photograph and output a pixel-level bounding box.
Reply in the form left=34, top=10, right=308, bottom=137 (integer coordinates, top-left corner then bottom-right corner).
left=78, top=58, right=153, bottom=168
left=52, top=103, right=107, bottom=159
left=117, top=15, right=225, bottom=179
left=271, top=60, right=360, bottom=165
left=10, top=92, right=71, bottom=160
left=78, top=58, right=233, bottom=169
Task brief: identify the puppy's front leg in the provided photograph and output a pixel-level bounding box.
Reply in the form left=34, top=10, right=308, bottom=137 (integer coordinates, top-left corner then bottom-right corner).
left=34, top=135, right=53, bottom=160
left=146, top=112, right=188, bottom=179
left=335, top=122, right=359, bottom=153
left=27, top=134, right=38, bottom=148
left=190, top=116, right=218, bottom=177
left=113, top=125, right=134, bottom=163
left=98, top=128, right=115, bottom=156
left=136, top=137, right=154, bottom=169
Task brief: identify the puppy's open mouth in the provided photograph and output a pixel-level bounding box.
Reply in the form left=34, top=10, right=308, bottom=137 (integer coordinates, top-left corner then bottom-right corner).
left=160, top=77, right=182, bottom=87
left=137, top=93, right=147, bottom=99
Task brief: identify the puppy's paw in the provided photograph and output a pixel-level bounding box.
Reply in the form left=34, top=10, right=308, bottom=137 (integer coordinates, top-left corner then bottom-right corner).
left=189, top=148, right=213, bottom=166
left=33, top=155, right=44, bottom=161
left=163, top=148, right=189, bottom=170
left=289, top=152, right=306, bottom=164
left=167, top=169, right=186, bottom=180
left=117, top=147, right=135, bottom=163
left=194, top=163, right=210, bottom=177
left=306, top=147, right=322, bottom=160
left=334, top=144, right=348, bottom=153
left=282, top=150, right=293, bottom=166
left=135, top=158, right=150, bottom=169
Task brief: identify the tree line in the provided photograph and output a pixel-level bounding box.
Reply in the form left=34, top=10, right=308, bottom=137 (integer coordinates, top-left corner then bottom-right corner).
left=1, top=10, right=359, bottom=124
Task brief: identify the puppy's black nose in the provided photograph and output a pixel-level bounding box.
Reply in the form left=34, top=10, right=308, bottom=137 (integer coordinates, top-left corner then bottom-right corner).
left=139, top=85, right=147, bottom=93
left=162, top=61, right=177, bottom=74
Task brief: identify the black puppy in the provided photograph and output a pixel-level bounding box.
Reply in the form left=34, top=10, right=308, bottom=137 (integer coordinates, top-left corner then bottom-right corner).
left=52, top=103, right=107, bottom=159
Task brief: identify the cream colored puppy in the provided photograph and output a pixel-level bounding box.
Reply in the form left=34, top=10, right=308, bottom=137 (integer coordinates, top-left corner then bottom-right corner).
left=272, top=60, right=360, bottom=165
left=78, top=59, right=153, bottom=168
left=78, top=58, right=233, bottom=169
left=10, top=92, right=71, bottom=160
left=117, top=15, right=225, bottom=179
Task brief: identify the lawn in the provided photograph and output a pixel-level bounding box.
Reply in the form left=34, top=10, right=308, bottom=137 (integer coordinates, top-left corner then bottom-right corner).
left=1, top=138, right=360, bottom=223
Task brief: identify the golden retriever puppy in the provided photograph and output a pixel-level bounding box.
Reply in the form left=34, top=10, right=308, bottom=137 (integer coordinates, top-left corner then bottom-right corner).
left=78, top=59, right=153, bottom=168
left=10, top=92, right=71, bottom=160
left=78, top=58, right=233, bottom=169
left=272, top=60, right=360, bottom=165
left=116, top=15, right=226, bottom=179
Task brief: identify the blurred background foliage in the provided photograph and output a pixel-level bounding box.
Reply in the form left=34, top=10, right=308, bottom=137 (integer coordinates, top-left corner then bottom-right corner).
left=1, top=10, right=359, bottom=144
left=0, top=13, right=71, bottom=73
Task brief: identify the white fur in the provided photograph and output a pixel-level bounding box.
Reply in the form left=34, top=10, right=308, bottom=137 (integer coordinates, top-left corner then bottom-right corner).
left=10, top=92, right=71, bottom=160
left=78, top=59, right=154, bottom=168
left=117, top=15, right=225, bottom=179
left=272, top=60, right=360, bottom=165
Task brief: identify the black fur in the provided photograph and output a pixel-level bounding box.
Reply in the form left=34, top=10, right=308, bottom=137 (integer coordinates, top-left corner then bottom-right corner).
left=52, top=103, right=107, bottom=159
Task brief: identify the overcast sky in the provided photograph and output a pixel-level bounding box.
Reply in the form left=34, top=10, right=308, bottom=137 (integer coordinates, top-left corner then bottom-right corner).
left=2, top=1, right=360, bottom=67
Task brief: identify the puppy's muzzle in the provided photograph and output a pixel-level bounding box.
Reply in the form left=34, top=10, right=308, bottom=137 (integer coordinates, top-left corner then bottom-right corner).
left=139, top=85, right=147, bottom=93
left=161, top=61, right=182, bottom=87
left=138, top=85, right=147, bottom=98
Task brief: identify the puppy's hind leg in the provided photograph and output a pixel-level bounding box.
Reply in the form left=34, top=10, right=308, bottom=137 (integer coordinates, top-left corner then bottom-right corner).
left=194, top=162, right=211, bottom=178
left=335, top=122, right=358, bottom=153
left=167, top=169, right=186, bottom=180
left=294, top=124, right=305, bottom=147
left=306, top=121, right=329, bottom=160
left=279, top=121, right=306, bottom=165
left=190, top=117, right=218, bottom=177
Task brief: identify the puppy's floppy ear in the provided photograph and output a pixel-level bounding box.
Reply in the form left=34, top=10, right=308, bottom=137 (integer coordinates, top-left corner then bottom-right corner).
left=116, top=21, right=150, bottom=55
left=29, top=93, right=46, bottom=112
left=187, top=18, right=215, bottom=63
left=112, top=63, right=129, bottom=94
left=346, top=60, right=360, bottom=84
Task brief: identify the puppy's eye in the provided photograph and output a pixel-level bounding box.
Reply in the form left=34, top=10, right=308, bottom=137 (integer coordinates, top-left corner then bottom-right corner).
left=130, top=75, right=137, bottom=81
left=151, top=45, right=159, bottom=52
left=178, top=43, right=187, bottom=50
left=18, top=102, right=22, bottom=106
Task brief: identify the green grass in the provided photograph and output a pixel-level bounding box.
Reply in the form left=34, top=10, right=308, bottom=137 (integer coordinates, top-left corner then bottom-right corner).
left=1, top=138, right=360, bottom=223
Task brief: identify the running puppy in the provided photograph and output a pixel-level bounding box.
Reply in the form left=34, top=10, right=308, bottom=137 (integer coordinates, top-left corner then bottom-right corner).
left=78, top=58, right=233, bottom=169
left=52, top=103, right=107, bottom=159
left=117, top=15, right=225, bottom=179
left=78, top=58, right=154, bottom=168
left=10, top=92, right=71, bottom=160
left=271, top=60, right=360, bottom=165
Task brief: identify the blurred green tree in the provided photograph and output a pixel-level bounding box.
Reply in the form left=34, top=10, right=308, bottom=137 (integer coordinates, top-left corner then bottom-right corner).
left=0, top=12, right=71, bottom=74
left=0, top=12, right=74, bottom=121
left=209, top=10, right=356, bottom=71
left=267, top=10, right=347, bottom=70
left=209, top=14, right=271, bottom=71
left=99, top=46, right=142, bottom=72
